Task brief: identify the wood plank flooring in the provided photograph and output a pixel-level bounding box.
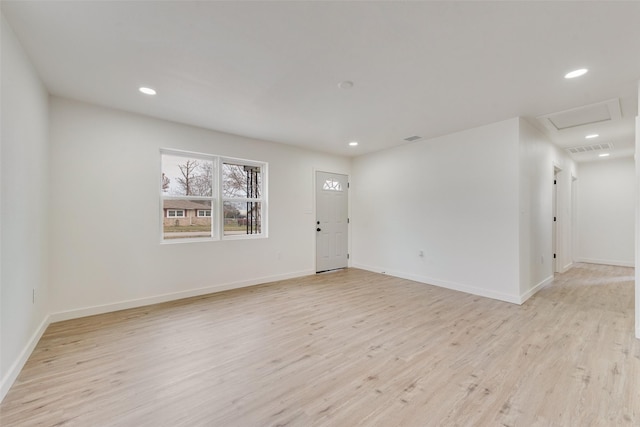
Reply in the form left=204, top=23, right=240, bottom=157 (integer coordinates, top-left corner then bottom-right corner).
left=1, top=263, right=638, bottom=426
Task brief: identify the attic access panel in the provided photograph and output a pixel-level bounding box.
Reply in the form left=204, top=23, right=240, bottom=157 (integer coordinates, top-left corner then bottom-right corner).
left=537, top=99, right=622, bottom=132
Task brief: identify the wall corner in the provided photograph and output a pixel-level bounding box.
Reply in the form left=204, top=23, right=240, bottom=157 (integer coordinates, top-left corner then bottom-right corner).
left=636, top=81, right=640, bottom=340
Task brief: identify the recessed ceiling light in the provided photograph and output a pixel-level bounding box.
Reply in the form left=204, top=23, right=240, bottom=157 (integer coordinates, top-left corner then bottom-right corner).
left=599, top=153, right=610, bottom=157
left=564, top=69, right=588, bottom=79
left=338, top=81, right=354, bottom=90
left=348, top=141, right=358, bottom=146
left=139, top=87, right=157, bottom=95
left=585, top=134, right=599, bottom=139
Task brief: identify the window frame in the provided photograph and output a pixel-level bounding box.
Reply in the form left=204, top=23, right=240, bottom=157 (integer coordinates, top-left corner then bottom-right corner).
left=160, top=149, right=267, bottom=244
left=166, top=209, right=186, bottom=218
left=197, top=209, right=212, bottom=217
left=160, top=149, right=217, bottom=243
left=220, top=157, right=268, bottom=240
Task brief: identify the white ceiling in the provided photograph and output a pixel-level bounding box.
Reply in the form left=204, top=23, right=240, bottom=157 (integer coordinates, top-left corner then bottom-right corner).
left=2, top=1, right=639, bottom=160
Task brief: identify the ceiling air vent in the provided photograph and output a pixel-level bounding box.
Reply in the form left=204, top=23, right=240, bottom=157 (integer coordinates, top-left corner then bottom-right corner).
left=537, top=99, right=622, bottom=132
left=404, top=135, right=423, bottom=142
left=566, top=142, right=614, bottom=155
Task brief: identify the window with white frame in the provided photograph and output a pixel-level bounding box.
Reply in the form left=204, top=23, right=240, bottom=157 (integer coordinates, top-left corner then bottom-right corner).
left=222, top=160, right=266, bottom=237
left=161, top=150, right=266, bottom=242
left=161, top=151, right=215, bottom=241
left=166, top=209, right=185, bottom=218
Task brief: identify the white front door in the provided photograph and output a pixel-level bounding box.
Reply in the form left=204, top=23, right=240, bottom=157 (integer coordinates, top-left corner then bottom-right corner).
left=316, top=171, right=348, bottom=272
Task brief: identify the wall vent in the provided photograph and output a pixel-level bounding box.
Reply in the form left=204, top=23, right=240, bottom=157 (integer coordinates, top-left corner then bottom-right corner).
left=566, top=142, right=614, bottom=154
left=404, top=135, right=423, bottom=142
left=537, top=99, right=622, bottom=132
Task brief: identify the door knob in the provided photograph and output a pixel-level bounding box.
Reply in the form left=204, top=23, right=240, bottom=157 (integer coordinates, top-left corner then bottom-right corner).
left=316, top=228, right=321, bottom=232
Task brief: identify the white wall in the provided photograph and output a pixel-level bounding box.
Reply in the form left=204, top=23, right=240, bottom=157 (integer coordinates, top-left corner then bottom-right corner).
left=0, top=14, right=50, bottom=400
left=352, top=118, right=522, bottom=302
left=518, top=118, right=576, bottom=298
left=576, top=157, right=635, bottom=267
left=49, top=97, right=350, bottom=319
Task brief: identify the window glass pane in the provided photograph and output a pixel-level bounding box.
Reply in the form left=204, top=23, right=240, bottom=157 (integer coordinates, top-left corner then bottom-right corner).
left=223, top=201, right=261, bottom=236
left=163, top=199, right=212, bottom=240
left=162, top=154, right=214, bottom=197
left=167, top=210, right=186, bottom=218
left=222, top=163, right=261, bottom=199
left=322, top=179, right=342, bottom=191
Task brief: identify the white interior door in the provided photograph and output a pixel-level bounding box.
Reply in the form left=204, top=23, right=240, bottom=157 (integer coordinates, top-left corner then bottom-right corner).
left=316, top=171, right=348, bottom=272
left=553, top=168, right=560, bottom=273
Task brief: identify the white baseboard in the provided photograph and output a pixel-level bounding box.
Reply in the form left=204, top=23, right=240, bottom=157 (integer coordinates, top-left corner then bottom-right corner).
left=518, top=275, right=554, bottom=304
left=560, top=262, right=574, bottom=274
left=50, top=269, right=315, bottom=323
left=574, top=258, right=635, bottom=268
left=351, top=263, right=521, bottom=304
left=0, top=315, right=51, bottom=403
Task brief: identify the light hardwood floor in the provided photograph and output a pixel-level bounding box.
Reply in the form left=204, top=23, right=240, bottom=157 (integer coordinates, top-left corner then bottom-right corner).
left=1, top=264, right=638, bottom=426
